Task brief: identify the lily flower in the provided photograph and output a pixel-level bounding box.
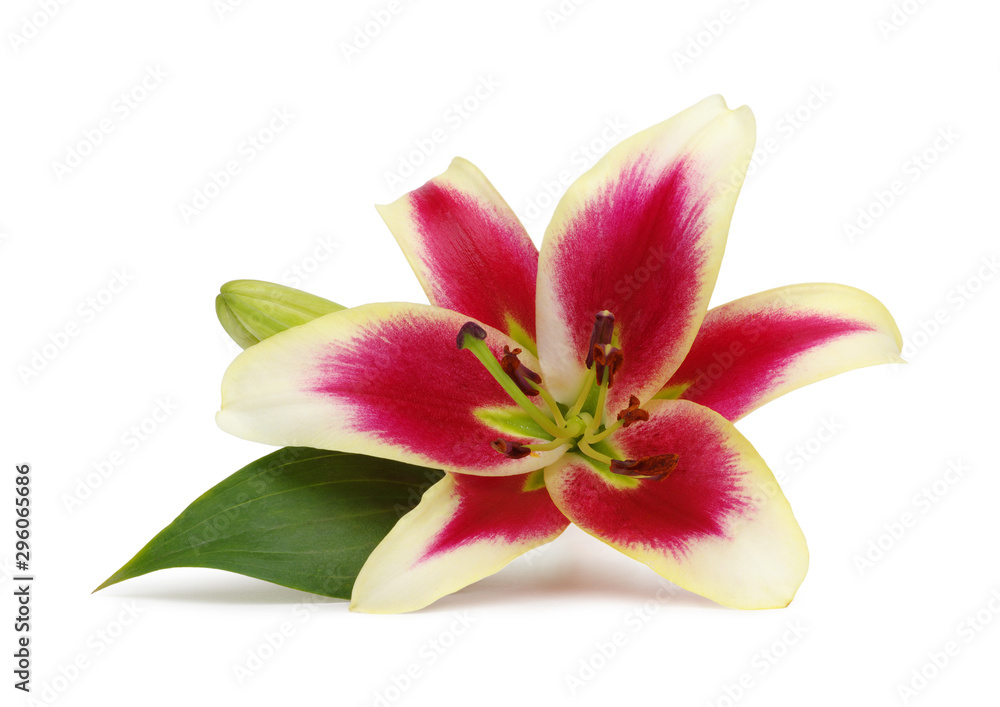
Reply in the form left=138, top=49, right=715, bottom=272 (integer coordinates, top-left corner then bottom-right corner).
left=216, top=96, right=902, bottom=614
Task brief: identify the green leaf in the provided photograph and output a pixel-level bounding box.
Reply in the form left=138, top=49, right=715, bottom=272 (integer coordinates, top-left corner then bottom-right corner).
left=96, top=447, right=443, bottom=599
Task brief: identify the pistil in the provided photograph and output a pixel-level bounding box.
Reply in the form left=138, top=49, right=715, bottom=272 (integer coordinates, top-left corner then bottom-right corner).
left=457, top=322, right=569, bottom=439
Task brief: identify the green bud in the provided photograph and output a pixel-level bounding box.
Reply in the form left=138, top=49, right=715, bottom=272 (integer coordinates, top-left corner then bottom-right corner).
left=216, top=279, right=345, bottom=348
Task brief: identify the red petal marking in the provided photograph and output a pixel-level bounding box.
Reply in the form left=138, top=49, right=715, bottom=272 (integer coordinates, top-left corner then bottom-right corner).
left=310, top=310, right=542, bottom=473
left=667, top=306, right=875, bottom=421
left=553, top=401, right=756, bottom=560
left=420, top=473, right=569, bottom=561
left=410, top=181, right=538, bottom=343
left=545, top=157, right=713, bottom=410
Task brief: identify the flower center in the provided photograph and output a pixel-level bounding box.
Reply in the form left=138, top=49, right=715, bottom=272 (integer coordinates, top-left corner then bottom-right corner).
left=457, top=315, right=675, bottom=480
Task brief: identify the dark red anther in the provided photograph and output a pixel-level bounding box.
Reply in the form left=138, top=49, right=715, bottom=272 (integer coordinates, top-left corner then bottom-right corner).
left=585, top=311, right=615, bottom=368
left=500, top=345, right=542, bottom=396
left=491, top=439, right=532, bottom=459
left=592, top=344, right=623, bottom=387
left=604, top=348, right=623, bottom=387
left=616, top=395, right=649, bottom=428
left=610, top=453, right=679, bottom=481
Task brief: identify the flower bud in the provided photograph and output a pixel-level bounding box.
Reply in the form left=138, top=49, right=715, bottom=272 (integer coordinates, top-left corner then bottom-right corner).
left=216, top=279, right=345, bottom=348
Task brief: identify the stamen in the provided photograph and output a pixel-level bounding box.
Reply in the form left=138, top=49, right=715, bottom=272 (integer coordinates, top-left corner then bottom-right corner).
left=500, top=346, right=542, bottom=397
left=500, top=346, right=566, bottom=426
left=526, top=438, right=568, bottom=452
left=585, top=381, right=608, bottom=436
left=605, top=349, right=623, bottom=387
left=577, top=439, right=613, bottom=465
left=592, top=344, right=623, bottom=387
left=491, top=439, right=532, bottom=459
left=609, top=454, right=679, bottom=481
left=457, top=322, right=571, bottom=439
left=585, top=311, right=615, bottom=368
left=567, top=368, right=596, bottom=418
left=535, top=386, right=567, bottom=427
left=585, top=394, right=648, bottom=444
left=616, top=395, right=649, bottom=428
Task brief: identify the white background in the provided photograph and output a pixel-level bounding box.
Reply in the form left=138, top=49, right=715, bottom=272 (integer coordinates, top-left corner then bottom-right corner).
left=4, top=1, right=999, bottom=705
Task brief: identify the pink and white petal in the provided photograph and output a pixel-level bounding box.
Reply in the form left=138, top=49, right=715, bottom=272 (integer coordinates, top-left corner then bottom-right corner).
left=664, top=283, right=904, bottom=421
left=377, top=158, right=539, bottom=350
left=545, top=400, right=808, bottom=609
left=536, top=96, right=755, bottom=413
left=351, top=471, right=569, bottom=613
left=217, top=303, right=568, bottom=476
